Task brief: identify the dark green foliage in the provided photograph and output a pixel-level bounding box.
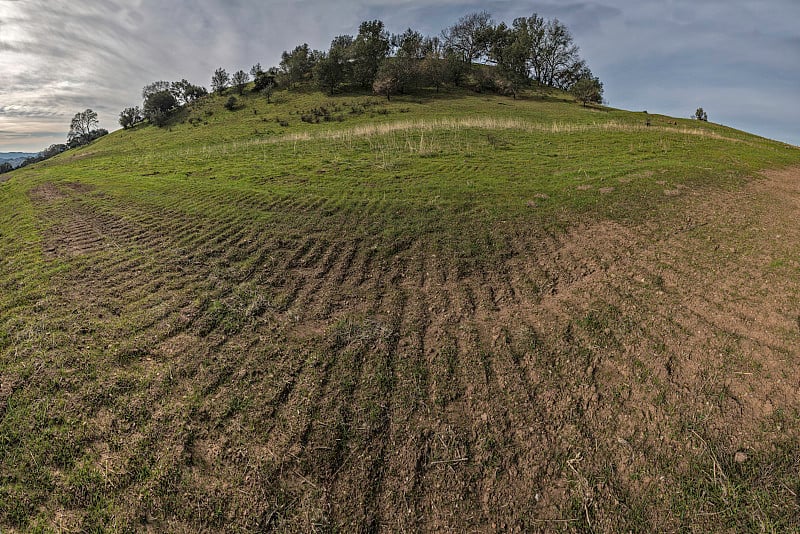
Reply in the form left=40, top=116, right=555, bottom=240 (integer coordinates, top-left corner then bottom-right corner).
left=441, top=11, right=494, bottom=64
left=184, top=84, right=208, bottom=102
left=419, top=37, right=448, bottom=91
left=170, top=79, right=207, bottom=104
left=244, top=10, right=599, bottom=99
left=487, top=22, right=530, bottom=98
left=570, top=76, right=604, bottom=106
left=231, top=70, right=249, bottom=95
left=389, top=29, right=426, bottom=93
left=351, top=20, right=390, bottom=89
left=280, top=44, right=319, bottom=87
left=67, top=129, right=107, bottom=149
left=695, top=107, right=709, bottom=121
left=254, top=70, right=277, bottom=102
left=314, top=53, right=343, bottom=95
left=224, top=96, right=239, bottom=111
left=253, top=70, right=277, bottom=92
left=314, top=35, right=354, bottom=94
left=211, top=68, right=230, bottom=93
left=119, top=106, right=144, bottom=129
left=143, top=90, right=178, bottom=126
left=142, top=80, right=171, bottom=100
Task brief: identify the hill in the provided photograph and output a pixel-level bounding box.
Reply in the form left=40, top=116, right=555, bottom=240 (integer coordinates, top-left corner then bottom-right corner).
left=0, top=153, right=36, bottom=169
left=1, top=88, right=799, bottom=532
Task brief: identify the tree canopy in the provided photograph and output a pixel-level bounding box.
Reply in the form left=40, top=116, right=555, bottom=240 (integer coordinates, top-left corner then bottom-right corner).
left=211, top=68, right=230, bottom=93
left=68, top=109, right=99, bottom=142
left=280, top=44, right=320, bottom=87
left=118, top=106, right=144, bottom=129
left=569, top=76, right=604, bottom=106
left=231, top=70, right=250, bottom=95
left=143, top=90, right=178, bottom=126
left=115, top=9, right=603, bottom=136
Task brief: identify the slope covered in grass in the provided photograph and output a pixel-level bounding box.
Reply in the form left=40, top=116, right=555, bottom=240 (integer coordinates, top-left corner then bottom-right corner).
left=1, top=88, right=799, bottom=532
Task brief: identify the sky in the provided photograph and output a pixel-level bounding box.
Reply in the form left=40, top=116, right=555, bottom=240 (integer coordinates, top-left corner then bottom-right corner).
left=1, top=0, right=798, bottom=152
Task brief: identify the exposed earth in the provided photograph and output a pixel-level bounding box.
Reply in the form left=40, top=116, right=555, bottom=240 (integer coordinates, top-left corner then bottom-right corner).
left=6, top=165, right=797, bottom=532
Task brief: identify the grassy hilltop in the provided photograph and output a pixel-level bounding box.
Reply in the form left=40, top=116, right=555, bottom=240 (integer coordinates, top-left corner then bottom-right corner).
left=1, top=87, right=799, bottom=532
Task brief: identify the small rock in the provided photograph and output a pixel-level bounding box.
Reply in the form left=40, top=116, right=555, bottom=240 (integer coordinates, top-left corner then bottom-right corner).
left=734, top=451, right=748, bottom=464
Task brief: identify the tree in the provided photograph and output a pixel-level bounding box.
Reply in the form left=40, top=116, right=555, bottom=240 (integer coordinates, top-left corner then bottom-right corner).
left=142, top=81, right=171, bottom=100
left=143, top=90, right=178, bottom=126
left=442, top=47, right=470, bottom=86
left=488, top=14, right=592, bottom=91
left=391, top=29, right=425, bottom=93
left=231, top=70, right=250, bottom=95
left=570, top=76, right=603, bottom=106
left=373, top=71, right=399, bottom=101
left=280, top=44, right=319, bottom=86
left=68, top=109, right=99, bottom=143
left=184, top=84, right=208, bottom=103
left=393, top=28, right=425, bottom=59
left=376, top=57, right=417, bottom=96
left=420, top=37, right=447, bottom=91
left=554, top=59, right=592, bottom=91
left=118, top=106, right=144, bottom=129
left=487, top=22, right=531, bottom=98
left=695, top=107, right=708, bottom=121
left=260, top=82, right=275, bottom=103
left=314, top=53, right=341, bottom=95
left=211, top=68, right=230, bottom=93
left=67, top=128, right=107, bottom=149
left=538, top=18, right=582, bottom=88
left=250, top=63, right=263, bottom=78
left=254, top=70, right=277, bottom=102
left=253, top=67, right=279, bottom=90
left=351, top=20, right=390, bottom=88
left=170, top=79, right=207, bottom=105
left=314, top=35, right=354, bottom=94
left=441, top=11, right=494, bottom=64
left=41, top=144, right=67, bottom=159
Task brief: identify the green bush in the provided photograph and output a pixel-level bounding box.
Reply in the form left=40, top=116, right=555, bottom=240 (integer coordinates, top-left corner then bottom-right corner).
left=224, top=96, right=239, bottom=111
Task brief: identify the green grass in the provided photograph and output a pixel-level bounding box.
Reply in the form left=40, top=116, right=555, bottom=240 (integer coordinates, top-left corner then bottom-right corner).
left=1, top=86, right=799, bottom=532
left=20, top=87, right=800, bottom=226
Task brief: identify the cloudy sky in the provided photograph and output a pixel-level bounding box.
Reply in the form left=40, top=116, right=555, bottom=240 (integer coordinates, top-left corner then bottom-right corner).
left=1, top=0, right=798, bottom=152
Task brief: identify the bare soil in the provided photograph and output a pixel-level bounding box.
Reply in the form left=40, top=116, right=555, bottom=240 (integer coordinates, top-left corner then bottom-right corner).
left=13, top=168, right=800, bottom=531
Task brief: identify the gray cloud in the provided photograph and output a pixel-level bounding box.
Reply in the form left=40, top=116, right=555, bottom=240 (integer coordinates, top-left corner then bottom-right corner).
left=0, top=0, right=797, bottom=152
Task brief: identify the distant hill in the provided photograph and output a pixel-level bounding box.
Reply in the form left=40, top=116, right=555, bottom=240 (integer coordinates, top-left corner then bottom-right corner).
left=0, top=152, right=36, bottom=168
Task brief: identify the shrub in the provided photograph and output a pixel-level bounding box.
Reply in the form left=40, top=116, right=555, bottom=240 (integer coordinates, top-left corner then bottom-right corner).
left=224, top=96, right=239, bottom=111
left=143, top=90, right=178, bottom=126
left=569, top=76, right=604, bottom=107
left=694, top=107, right=708, bottom=121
